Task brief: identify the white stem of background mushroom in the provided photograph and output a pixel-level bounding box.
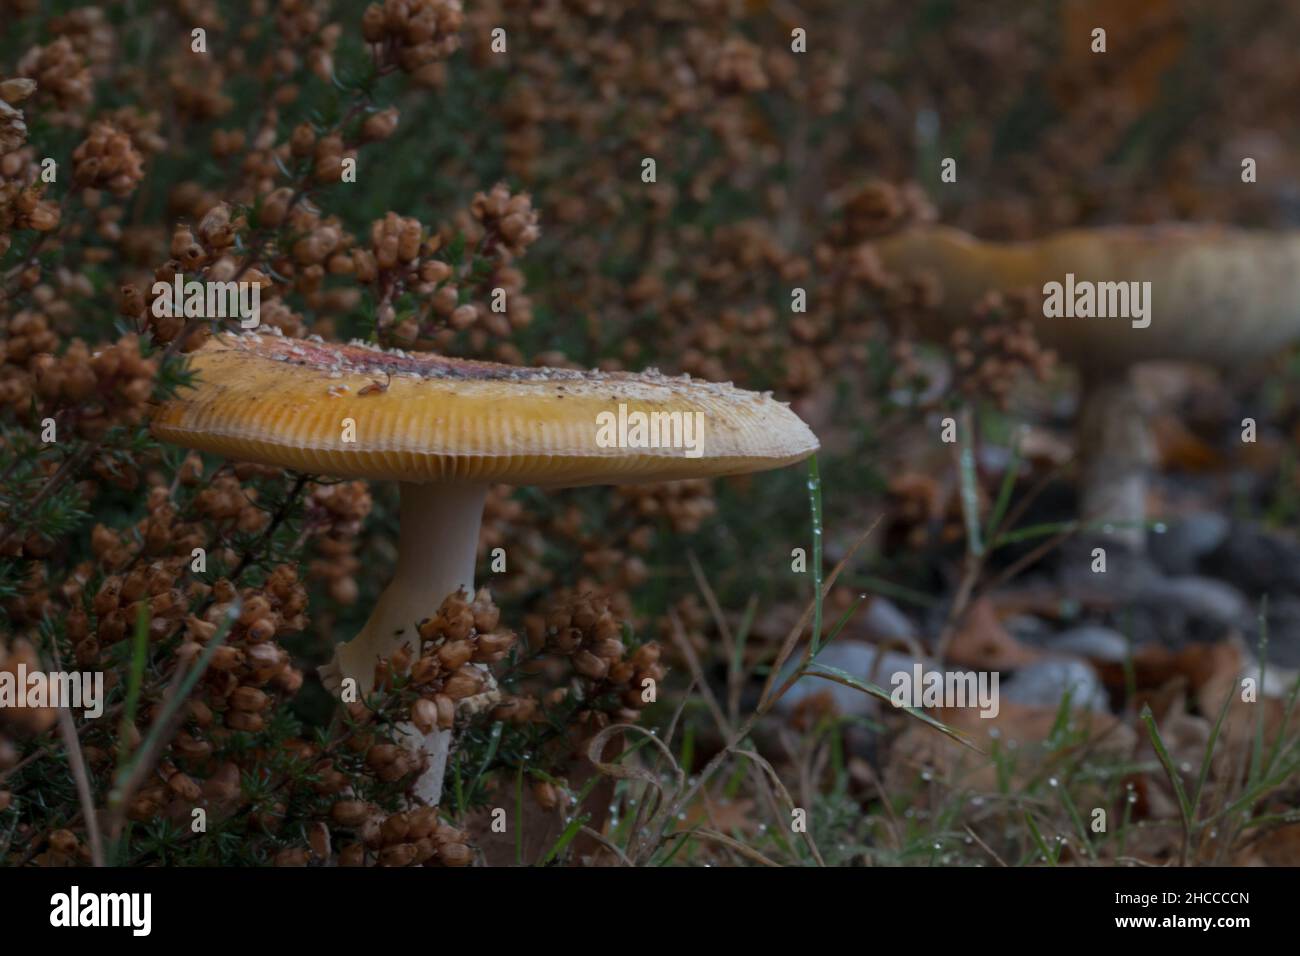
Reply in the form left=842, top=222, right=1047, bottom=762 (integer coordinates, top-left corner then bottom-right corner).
left=326, top=482, right=488, bottom=806
left=1077, top=372, right=1154, bottom=552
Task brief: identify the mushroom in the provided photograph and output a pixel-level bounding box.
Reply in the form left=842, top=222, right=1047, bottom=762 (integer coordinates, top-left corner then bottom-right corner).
left=874, top=224, right=1300, bottom=547
left=152, top=330, right=818, bottom=803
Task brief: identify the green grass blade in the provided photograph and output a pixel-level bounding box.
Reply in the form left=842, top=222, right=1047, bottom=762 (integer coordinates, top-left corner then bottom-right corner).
left=984, top=425, right=1024, bottom=543
left=803, top=662, right=981, bottom=752
left=1024, top=811, right=1057, bottom=866
left=807, top=455, right=826, bottom=653
left=115, top=603, right=151, bottom=769
left=956, top=409, right=984, bottom=557
left=1248, top=596, right=1268, bottom=787
left=539, top=813, right=589, bottom=865
left=1191, top=677, right=1234, bottom=821
left=1139, top=704, right=1194, bottom=859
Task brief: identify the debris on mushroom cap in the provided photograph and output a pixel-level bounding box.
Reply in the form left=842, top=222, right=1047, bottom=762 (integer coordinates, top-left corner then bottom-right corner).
left=150, top=333, right=819, bottom=486
left=875, top=224, right=1300, bottom=368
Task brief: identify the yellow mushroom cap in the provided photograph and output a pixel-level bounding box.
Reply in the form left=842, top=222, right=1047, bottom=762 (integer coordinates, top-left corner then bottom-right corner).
left=875, top=225, right=1300, bottom=368
left=151, top=332, right=819, bottom=485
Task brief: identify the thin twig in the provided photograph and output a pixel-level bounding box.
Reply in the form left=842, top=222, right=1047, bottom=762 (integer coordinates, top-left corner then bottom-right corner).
left=964, top=825, right=1008, bottom=867
left=48, top=640, right=105, bottom=867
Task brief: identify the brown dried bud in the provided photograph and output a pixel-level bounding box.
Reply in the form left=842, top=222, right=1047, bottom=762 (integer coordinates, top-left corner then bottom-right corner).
left=331, top=800, right=370, bottom=827
left=434, top=694, right=454, bottom=729
left=361, top=107, right=399, bottom=143
left=438, top=843, right=473, bottom=867
left=366, top=744, right=401, bottom=769
left=167, top=772, right=202, bottom=801
left=531, top=779, right=559, bottom=811
left=274, top=847, right=311, bottom=867
left=230, top=686, right=268, bottom=712
left=379, top=843, right=417, bottom=867
left=339, top=843, right=367, bottom=867
left=473, top=630, right=515, bottom=661
left=308, top=822, right=331, bottom=860
left=573, top=650, right=608, bottom=680
left=437, top=639, right=474, bottom=671
left=412, top=697, right=439, bottom=734
left=443, top=669, right=482, bottom=700
left=380, top=813, right=411, bottom=845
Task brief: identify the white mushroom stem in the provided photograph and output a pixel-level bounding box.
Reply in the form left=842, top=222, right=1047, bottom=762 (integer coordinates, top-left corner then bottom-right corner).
left=323, top=482, right=489, bottom=806
left=1077, top=372, right=1155, bottom=551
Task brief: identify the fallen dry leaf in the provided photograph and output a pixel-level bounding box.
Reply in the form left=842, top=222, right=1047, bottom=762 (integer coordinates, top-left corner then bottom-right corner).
left=1233, top=823, right=1300, bottom=866
left=1150, top=413, right=1223, bottom=472
left=946, top=597, right=1041, bottom=669
left=1093, top=640, right=1238, bottom=697
left=685, top=795, right=758, bottom=835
